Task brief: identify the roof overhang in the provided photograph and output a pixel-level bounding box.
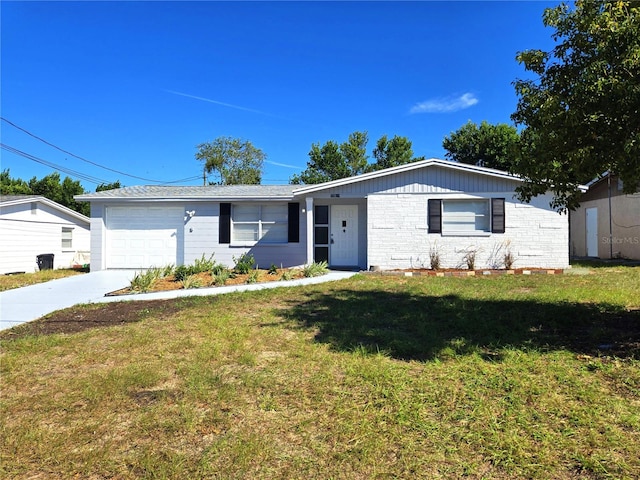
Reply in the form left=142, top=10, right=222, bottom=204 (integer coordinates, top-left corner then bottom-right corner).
left=291, top=158, right=523, bottom=195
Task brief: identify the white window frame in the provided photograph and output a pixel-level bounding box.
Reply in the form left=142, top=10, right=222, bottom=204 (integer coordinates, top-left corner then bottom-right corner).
left=441, top=199, right=491, bottom=235
left=61, top=227, right=73, bottom=249
left=231, top=204, right=288, bottom=244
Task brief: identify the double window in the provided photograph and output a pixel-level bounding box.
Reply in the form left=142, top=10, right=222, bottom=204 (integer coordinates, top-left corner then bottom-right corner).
left=232, top=204, right=288, bottom=243
left=219, top=202, right=300, bottom=245
left=428, top=198, right=505, bottom=234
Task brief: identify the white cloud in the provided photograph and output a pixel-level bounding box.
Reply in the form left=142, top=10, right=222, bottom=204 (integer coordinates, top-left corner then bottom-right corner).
left=164, top=89, right=267, bottom=115
left=409, top=93, right=479, bottom=114
left=265, top=160, right=300, bottom=169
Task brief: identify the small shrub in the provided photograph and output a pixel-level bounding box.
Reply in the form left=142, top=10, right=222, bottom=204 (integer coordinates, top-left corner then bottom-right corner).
left=213, top=268, right=231, bottom=286
left=193, top=254, right=217, bottom=274
left=462, top=249, right=478, bottom=270
left=160, top=264, right=175, bottom=278
left=130, top=270, right=159, bottom=293
left=268, top=264, right=279, bottom=275
left=303, top=261, right=328, bottom=278
left=280, top=270, right=295, bottom=281
left=174, top=264, right=192, bottom=282
left=246, top=269, right=259, bottom=284
left=181, top=274, right=202, bottom=289
left=211, top=263, right=227, bottom=275
left=233, top=253, right=255, bottom=274
left=429, top=242, right=441, bottom=270
left=504, top=249, right=515, bottom=270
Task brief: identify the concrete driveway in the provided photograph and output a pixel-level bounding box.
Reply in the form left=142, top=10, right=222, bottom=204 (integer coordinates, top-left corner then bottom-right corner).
left=0, top=270, right=357, bottom=332
left=0, top=270, right=133, bottom=331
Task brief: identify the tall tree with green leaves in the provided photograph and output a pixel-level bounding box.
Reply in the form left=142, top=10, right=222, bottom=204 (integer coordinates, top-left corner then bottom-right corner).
left=96, top=181, right=122, bottom=192
left=368, top=135, right=419, bottom=171
left=1, top=170, right=89, bottom=215
left=196, top=137, right=265, bottom=185
left=442, top=120, right=520, bottom=170
left=0, top=169, right=31, bottom=195
left=512, top=0, right=640, bottom=210
left=290, top=131, right=370, bottom=184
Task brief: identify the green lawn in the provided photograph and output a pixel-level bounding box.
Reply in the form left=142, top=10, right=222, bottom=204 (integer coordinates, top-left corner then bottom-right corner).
left=0, top=268, right=86, bottom=292
left=1, top=265, right=639, bottom=479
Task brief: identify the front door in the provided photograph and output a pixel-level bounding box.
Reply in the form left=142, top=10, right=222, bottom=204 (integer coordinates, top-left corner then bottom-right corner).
left=330, top=205, right=358, bottom=267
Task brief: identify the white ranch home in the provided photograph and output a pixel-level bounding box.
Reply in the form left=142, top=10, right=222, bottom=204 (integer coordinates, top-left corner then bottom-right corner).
left=76, top=159, right=569, bottom=271
left=0, top=195, right=90, bottom=274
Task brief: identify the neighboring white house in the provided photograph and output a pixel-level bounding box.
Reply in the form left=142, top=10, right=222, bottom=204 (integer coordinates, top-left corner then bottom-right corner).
left=75, top=159, right=570, bottom=272
left=0, top=195, right=91, bottom=274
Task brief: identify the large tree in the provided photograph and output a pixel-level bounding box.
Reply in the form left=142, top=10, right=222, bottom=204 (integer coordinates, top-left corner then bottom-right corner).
left=442, top=120, right=520, bottom=171
left=196, top=137, right=265, bottom=185
left=368, top=135, right=419, bottom=171
left=1, top=170, right=89, bottom=215
left=512, top=0, right=640, bottom=210
left=290, top=131, right=370, bottom=184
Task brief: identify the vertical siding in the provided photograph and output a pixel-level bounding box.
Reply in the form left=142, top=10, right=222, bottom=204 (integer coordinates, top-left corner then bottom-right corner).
left=316, top=166, right=517, bottom=197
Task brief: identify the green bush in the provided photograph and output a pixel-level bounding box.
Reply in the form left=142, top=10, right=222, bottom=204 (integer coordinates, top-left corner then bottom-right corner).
left=129, top=270, right=160, bottom=293
left=233, top=253, right=255, bottom=274
left=193, top=254, right=217, bottom=273
left=180, top=274, right=202, bottom=289
left=302, top=261, right=328, bottom=278
left=212, top=268, right=231, bottom=286
left=174, top=265, right=192, bottom=282
left=246, top=269, right=259, bottom=284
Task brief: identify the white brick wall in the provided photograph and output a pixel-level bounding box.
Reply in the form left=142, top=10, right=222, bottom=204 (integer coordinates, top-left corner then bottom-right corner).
left=367, top=192, right=569, bottom=270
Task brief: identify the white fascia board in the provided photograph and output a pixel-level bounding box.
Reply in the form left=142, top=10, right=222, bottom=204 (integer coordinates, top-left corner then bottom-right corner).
left=291, top=158, right=523, bottom=196
left=2, top=196, right=90, bottom=225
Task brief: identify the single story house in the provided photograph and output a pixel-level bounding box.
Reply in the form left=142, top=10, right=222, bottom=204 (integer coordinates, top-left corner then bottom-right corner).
left=75, top=159, right=570, bottom=271
left=570, top=173, right=640, bottom=260
left=0, top=195, right=90, bottom=274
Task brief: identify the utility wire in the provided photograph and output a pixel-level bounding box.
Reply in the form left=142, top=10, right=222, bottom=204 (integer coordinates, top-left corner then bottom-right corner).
left=1, top=117, right=200, bottom=184
left=1, top=143, right=109, bottom=185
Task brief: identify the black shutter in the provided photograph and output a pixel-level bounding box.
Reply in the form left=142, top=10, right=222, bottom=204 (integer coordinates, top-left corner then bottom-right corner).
left=219, top=203, right=231, bottom=244
left=288, top=202, right=300, bottom=243
left=428, top=199, right=442, bottom=233
left=491, top=198, right=505, bottom=233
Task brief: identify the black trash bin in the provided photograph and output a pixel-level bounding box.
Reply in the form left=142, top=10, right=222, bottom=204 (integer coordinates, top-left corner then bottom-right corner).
left=37, top=253, right=54, bottom=270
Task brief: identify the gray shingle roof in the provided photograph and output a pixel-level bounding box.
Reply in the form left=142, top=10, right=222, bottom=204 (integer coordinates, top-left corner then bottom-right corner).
left=76, top=184, right=296, bottom=201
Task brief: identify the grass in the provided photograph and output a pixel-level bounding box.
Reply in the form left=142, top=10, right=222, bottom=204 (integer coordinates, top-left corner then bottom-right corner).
left=0, top=268, right=86, bottom=292
left=1, top=265, right=639, bottom=478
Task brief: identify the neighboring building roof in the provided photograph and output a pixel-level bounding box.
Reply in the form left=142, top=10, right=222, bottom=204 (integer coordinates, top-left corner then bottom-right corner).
left=75, top=185, right=297, bottom=202
left=0, top=195, right=90, bottom=224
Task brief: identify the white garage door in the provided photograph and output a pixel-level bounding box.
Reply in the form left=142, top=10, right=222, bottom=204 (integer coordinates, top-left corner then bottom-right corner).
left=106, top=206, right=183, bottom=269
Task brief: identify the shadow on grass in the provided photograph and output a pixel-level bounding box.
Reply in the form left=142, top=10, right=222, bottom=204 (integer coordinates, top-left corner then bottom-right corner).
left=276, top=289, right=639, bottom=361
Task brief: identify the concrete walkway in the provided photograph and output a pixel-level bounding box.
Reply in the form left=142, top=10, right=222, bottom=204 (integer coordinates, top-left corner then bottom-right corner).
left=0, top=270, right=358, bottom=332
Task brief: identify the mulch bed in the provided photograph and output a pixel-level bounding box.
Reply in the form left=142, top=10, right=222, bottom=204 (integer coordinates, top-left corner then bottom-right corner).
left=366, top=268, right=565, bottom=277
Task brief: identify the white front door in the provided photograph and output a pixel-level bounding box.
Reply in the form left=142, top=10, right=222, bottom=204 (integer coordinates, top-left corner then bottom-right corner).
left=330, top=205, right=358, bottom=266
left=586, top=207, right=598, bottom=257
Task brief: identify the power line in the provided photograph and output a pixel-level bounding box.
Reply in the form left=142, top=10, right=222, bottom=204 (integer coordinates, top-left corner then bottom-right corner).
left=1, top=117, right=200, bottom=184
left=1, top=143, right=109, bottom=185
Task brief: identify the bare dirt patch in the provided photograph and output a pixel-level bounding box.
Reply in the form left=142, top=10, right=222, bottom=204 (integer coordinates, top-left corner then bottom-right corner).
left=0, top=299, right=191, bottom=341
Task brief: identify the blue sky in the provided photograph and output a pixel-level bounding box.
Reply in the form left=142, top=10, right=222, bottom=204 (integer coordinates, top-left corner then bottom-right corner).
left=1, top=1, right=557, bottom=190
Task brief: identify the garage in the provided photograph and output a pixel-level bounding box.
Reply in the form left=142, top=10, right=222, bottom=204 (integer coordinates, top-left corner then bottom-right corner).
left=106, top=206, right=183, bottom=269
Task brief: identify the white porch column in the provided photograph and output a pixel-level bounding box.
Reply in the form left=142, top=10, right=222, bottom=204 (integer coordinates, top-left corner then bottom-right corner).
left=305, top=196, right=314, bottom=265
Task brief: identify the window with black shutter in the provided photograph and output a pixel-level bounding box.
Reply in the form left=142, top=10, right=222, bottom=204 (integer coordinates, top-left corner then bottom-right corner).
left=428, top=199, right=442, bottom=233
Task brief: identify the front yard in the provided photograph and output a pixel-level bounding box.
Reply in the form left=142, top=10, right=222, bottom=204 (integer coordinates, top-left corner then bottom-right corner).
left=1, top=264, right=639, bottom=478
